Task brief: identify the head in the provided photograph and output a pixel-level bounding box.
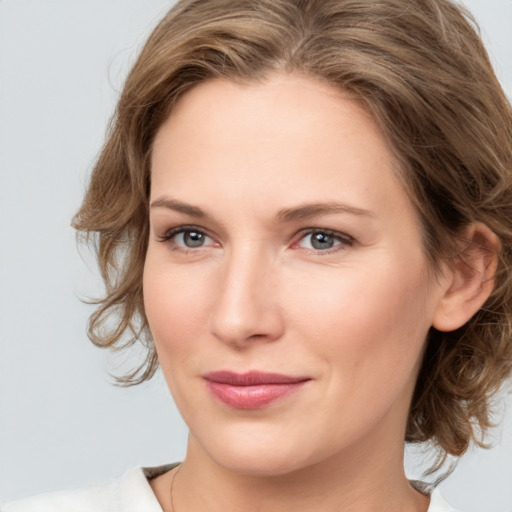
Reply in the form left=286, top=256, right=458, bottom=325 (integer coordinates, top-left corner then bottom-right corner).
left=73, top=0, right=512, bottom=470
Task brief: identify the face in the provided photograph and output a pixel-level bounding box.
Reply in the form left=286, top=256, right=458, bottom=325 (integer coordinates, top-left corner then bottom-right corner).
left=144, top=73, right=448, bottom=476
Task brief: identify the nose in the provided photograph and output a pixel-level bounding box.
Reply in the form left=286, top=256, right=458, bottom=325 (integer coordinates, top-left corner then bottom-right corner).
left=209, top=247, right=285, bottom=348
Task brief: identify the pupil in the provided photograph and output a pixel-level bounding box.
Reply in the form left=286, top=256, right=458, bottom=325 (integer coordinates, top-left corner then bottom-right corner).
left=311, top=232, right=334, bottom=250
left=184, top=231, right=204, bottom=247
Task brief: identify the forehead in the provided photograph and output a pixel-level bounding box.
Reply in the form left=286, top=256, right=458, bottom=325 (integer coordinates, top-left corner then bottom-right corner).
left=150, top=73, right=413, bottom=226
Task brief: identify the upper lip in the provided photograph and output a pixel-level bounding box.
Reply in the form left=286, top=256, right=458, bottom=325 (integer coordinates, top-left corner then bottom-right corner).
left=203, top=370, right=310, bottom=386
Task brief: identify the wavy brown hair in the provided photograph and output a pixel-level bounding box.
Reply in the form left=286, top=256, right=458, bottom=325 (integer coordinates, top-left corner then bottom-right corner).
left=73, top=0, right=512, bottom=467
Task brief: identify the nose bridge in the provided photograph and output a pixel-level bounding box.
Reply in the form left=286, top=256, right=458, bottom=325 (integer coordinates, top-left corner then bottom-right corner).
left=209, top=242, right=283, bottom=346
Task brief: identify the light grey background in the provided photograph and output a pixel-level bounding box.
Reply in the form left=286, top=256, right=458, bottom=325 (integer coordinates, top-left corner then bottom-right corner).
left=1, top=0, right=511, bottom=509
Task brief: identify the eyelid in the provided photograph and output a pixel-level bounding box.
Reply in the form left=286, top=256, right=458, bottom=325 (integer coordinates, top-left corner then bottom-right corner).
left=157, top=225, right=218, bottom=247
left=292, top=228, right=354, bottom=252
left=156, top=224, right=354, bottom=253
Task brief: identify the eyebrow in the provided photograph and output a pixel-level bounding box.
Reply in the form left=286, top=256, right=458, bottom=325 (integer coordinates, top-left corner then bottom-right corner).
left=150, top=197, right=207, bottom=218
left=277, top=202, right=374, bottom=221
left=150, top=197, right=374, bottom=221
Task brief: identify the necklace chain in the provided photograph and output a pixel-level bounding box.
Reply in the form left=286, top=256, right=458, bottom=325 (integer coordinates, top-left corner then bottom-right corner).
left=169, top=464, right=182, bottom=512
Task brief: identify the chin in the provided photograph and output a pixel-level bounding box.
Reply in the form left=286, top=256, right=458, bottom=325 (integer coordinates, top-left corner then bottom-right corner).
left=212, top=449, right=308, bottom=477
left=193, top=425, right=324, bottom=477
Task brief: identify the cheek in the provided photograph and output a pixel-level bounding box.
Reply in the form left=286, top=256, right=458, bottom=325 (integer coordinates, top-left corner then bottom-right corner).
left=285, top=256, right=435, bottom=393
left=142, top=251, right=212, bottom=363
left=289, top=260, right=431, bottom=337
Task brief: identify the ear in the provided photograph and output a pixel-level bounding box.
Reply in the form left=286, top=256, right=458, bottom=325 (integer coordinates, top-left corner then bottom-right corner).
left=433, top=223, right=501, bottom=332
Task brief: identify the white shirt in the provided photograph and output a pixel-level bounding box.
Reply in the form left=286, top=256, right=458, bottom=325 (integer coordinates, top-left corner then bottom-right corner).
left=2, top=465, right=459, bottom=511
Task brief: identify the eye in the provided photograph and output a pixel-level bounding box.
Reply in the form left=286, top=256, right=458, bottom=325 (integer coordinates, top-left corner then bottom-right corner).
left=158, top=226, right=217, bottom=249
left=296, top=229, right=353, bottom=252
left=176, top=230, right=208, bottom=248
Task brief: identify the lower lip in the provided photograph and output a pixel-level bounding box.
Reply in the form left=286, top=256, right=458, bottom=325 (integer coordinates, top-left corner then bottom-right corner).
left=205, top=381, right=307, bottom=409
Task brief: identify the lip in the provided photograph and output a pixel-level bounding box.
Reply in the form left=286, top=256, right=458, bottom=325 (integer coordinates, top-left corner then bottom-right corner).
left=203, top=371, right=311, bottom=409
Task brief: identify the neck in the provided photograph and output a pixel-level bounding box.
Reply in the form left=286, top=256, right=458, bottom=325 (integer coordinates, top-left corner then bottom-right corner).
left=167, top=434, right=428, bottom=512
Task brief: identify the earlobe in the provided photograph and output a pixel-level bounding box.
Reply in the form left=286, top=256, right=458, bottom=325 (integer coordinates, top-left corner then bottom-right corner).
left=432, top=223, right=501, bottom=333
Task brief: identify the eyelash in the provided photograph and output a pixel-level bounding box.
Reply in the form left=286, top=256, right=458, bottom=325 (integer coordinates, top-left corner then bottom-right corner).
left=157, top=225, right=354, bottom=254
left=157, top=225, right=214, bottom=250
left=293, top=228, right=354, bottom=254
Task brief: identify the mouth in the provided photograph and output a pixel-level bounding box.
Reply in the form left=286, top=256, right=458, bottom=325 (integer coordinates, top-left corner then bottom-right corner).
left=203, top=370, right=311, bottom=409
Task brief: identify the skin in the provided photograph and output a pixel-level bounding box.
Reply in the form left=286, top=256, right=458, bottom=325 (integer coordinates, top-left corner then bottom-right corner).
left=143, top=72, right=457, bottom=512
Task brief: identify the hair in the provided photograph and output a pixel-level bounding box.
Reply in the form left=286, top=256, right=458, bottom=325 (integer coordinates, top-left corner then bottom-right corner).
left=73, top=0, right=512, bottom=470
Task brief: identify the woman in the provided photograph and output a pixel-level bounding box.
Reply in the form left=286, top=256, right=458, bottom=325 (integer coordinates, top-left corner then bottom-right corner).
left=4, top=0, right=512, bottom=510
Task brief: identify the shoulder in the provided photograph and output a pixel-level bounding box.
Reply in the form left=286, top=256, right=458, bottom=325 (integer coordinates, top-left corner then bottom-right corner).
left=1, top=465, right=175, bottom=512
left=2, top=480, right=117, bottom=512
